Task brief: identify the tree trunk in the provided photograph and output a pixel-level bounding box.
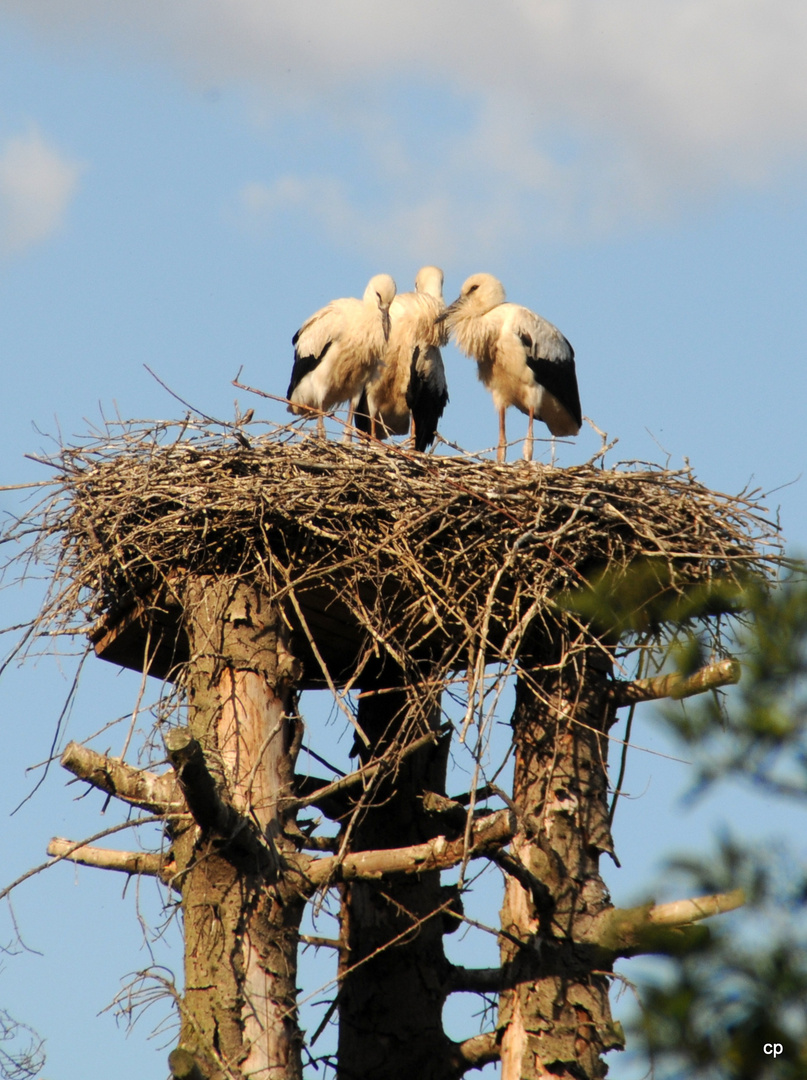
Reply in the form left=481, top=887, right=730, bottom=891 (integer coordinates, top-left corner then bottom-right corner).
left=498, top=634, right=625, bottom=1079
left=170, top=577, right=306, bottom=1080
left=337, top=681, right=457, bottom=1080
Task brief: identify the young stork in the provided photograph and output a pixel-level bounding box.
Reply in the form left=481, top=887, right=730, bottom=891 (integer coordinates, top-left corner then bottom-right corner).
left=286, top=273, right=397, bottom=437
left=354, top=265, right=449, bottom=452
left=439, top=272, right=581, bottom=462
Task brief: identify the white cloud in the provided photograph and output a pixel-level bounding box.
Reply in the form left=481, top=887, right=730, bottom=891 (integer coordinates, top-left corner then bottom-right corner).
left=0, top=129, right=84, bottom=256
left=4, top=1, right=807, bottom=244
left=237, top=176, right=461, bottom=263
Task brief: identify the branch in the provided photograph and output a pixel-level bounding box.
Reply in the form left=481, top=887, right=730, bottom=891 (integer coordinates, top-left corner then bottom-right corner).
left=60, top=740, right=185, bottom=814
left=446, top=1031, right=500, bottom=1075
left=164, top=727, right=232, bottom=834
left=446, top=966, right=502, bottom=994
left=0, top=815, right=166, bottom=903
left=612, top=658, right=740, bottom=707
left=46, top=838, right=176, bottom=885
left=287, top=726, right=449, bottom=814
left=292, top=774, right=351, bottom=820
left=582, top=888, right=745, bottom=958
left=168, top=1047, right=207, bottom=1080
left=300, top=935, right=341, bottom=951
left=645, top=888, right=745, bottom=926
left=307, top=808, right=515, bottom=887
left=163, top=728, right=264, bottom=859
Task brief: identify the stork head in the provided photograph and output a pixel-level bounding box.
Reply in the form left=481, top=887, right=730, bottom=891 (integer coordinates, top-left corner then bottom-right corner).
left=414, top=265, right=444, bottom=300
left=438, top=272, right=506, bottom=327
left=365, top=273, right=397, bottom=340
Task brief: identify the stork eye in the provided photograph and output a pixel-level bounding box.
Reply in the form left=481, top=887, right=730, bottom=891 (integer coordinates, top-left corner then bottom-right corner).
left=467, top=284, right=479, bottom=294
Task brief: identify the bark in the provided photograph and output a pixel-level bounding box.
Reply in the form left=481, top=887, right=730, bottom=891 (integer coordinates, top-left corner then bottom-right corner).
left=498, top=637, right=625, bottom=1080
left=337, top=684, right=460, bottom=1080
left=170, top=577, right=306, bottom=1080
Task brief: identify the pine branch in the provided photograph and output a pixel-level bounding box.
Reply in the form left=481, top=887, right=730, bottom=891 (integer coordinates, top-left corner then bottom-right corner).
left=446, top=966, right=502, bottom=994
left=582, top=888, right=745, bottom=958
left=163, top=727, right=265, bottom=858
left=46, top=838, right=176, bottom=885
left=447, top=1030, right=500, bottom=1074
left=286, top=726, right=450, bottom=813
left=612, top=658, right=740, bottom=707
left=307, top=808, right=515, bottom=887
left=60, top=740, right=185, bottom=814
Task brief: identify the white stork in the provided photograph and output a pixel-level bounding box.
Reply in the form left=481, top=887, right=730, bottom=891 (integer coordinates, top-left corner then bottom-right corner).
left=286, top=273, right=397, bottom=436
left=354, top=265, right=449, bottom=452
left=439, top=272, right=581, bottom=463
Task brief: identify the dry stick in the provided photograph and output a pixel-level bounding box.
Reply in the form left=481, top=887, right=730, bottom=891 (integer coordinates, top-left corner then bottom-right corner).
left=283, top=891, right=478, bottom=1026
left=649, top=888, right=746, bottom=925
left=233, top=372, right=598, bottom=594
left=0, top=816, right=167, bottom=903
left=267, top=549, right=370, bottom=748
left=286, top=727, right=447, bottom=813
left=609, top=656, right=740, bottom=823
left=59, top=740, right=184, bottom=814
left=119, top=620, right=154, bottom=762
left=609, top=640, right=649, bottom=826
left=612, top=657, right=741, bottom=706
left=307, top=807, right=515, bottom=887
left=46, top=839, right=174, bottom=882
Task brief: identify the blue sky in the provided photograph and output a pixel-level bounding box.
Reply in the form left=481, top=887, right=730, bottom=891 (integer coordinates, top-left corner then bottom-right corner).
left=2, top=3, right=807, bottom=1077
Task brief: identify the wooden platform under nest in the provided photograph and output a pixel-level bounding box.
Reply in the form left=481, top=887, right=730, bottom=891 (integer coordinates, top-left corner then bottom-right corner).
left=39, top=422, right=779, bottom=689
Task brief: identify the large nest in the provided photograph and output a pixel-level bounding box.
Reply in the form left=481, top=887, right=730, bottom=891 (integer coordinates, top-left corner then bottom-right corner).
left=8, top=420, right=782, bottom=706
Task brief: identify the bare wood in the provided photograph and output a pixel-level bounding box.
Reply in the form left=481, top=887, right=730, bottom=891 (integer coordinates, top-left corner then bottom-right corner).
left=287, top=726, right=447, bottom=813
left=612, top=658, right=741, bottom=707
left=300, top=935, right=341, bottom=951
left=308, top=808, right=515, bottom=887
left=47, top=838, right=175, bottom=884
left=449, top=1030, right=500, bottom=1072
left=60, top=740, right=184, bottom=814
left=582, top=888, right=746, bottom=958
left=647, top=887, right=745, bottom=925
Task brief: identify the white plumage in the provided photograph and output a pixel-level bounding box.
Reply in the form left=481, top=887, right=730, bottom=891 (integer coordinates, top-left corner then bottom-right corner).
left=286, top=274, right=397, bottom=435
left=354, top=265, right=449, bottom=452
left=440, top=272, right=581, bottom=463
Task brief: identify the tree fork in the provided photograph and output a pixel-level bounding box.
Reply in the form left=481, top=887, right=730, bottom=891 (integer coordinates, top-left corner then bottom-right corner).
left=170, top=576, right=306, bottom=1080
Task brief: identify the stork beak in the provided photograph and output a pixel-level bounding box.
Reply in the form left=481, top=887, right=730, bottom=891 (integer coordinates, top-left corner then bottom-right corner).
left=436, top=295, right=463, bottom=326
left=380, top=305, right=391, bottom=342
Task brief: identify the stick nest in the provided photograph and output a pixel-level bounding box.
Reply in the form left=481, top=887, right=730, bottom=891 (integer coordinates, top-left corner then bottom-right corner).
left=7, top=420, right=783, bottom=695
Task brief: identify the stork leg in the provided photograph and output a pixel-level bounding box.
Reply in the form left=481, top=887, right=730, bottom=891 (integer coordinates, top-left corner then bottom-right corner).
left=344, top=402, right=354, bottom=443
left=523, top=408, right=534, bottom=462
left=316, top=413, right=325, bottom=440
left=497, top=408, right=507, bottom=464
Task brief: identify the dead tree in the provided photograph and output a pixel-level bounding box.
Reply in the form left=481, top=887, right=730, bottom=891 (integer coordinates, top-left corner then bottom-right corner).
left=2, top=420, right=780, bottom=1079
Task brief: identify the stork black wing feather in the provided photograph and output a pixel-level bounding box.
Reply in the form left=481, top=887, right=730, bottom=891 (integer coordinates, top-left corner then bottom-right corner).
left=407, top=346, right=449, bottom=452
left=524, top=350, right=582, bottom=429
left=286, top=340, right=331, bottom=399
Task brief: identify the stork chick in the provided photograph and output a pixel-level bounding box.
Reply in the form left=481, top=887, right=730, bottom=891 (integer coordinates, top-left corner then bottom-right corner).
left=354, top=265, right=448, bottom=452
left=287, top=273, right=397, bottom=436
left=439, top=273, right=580, bottom=462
